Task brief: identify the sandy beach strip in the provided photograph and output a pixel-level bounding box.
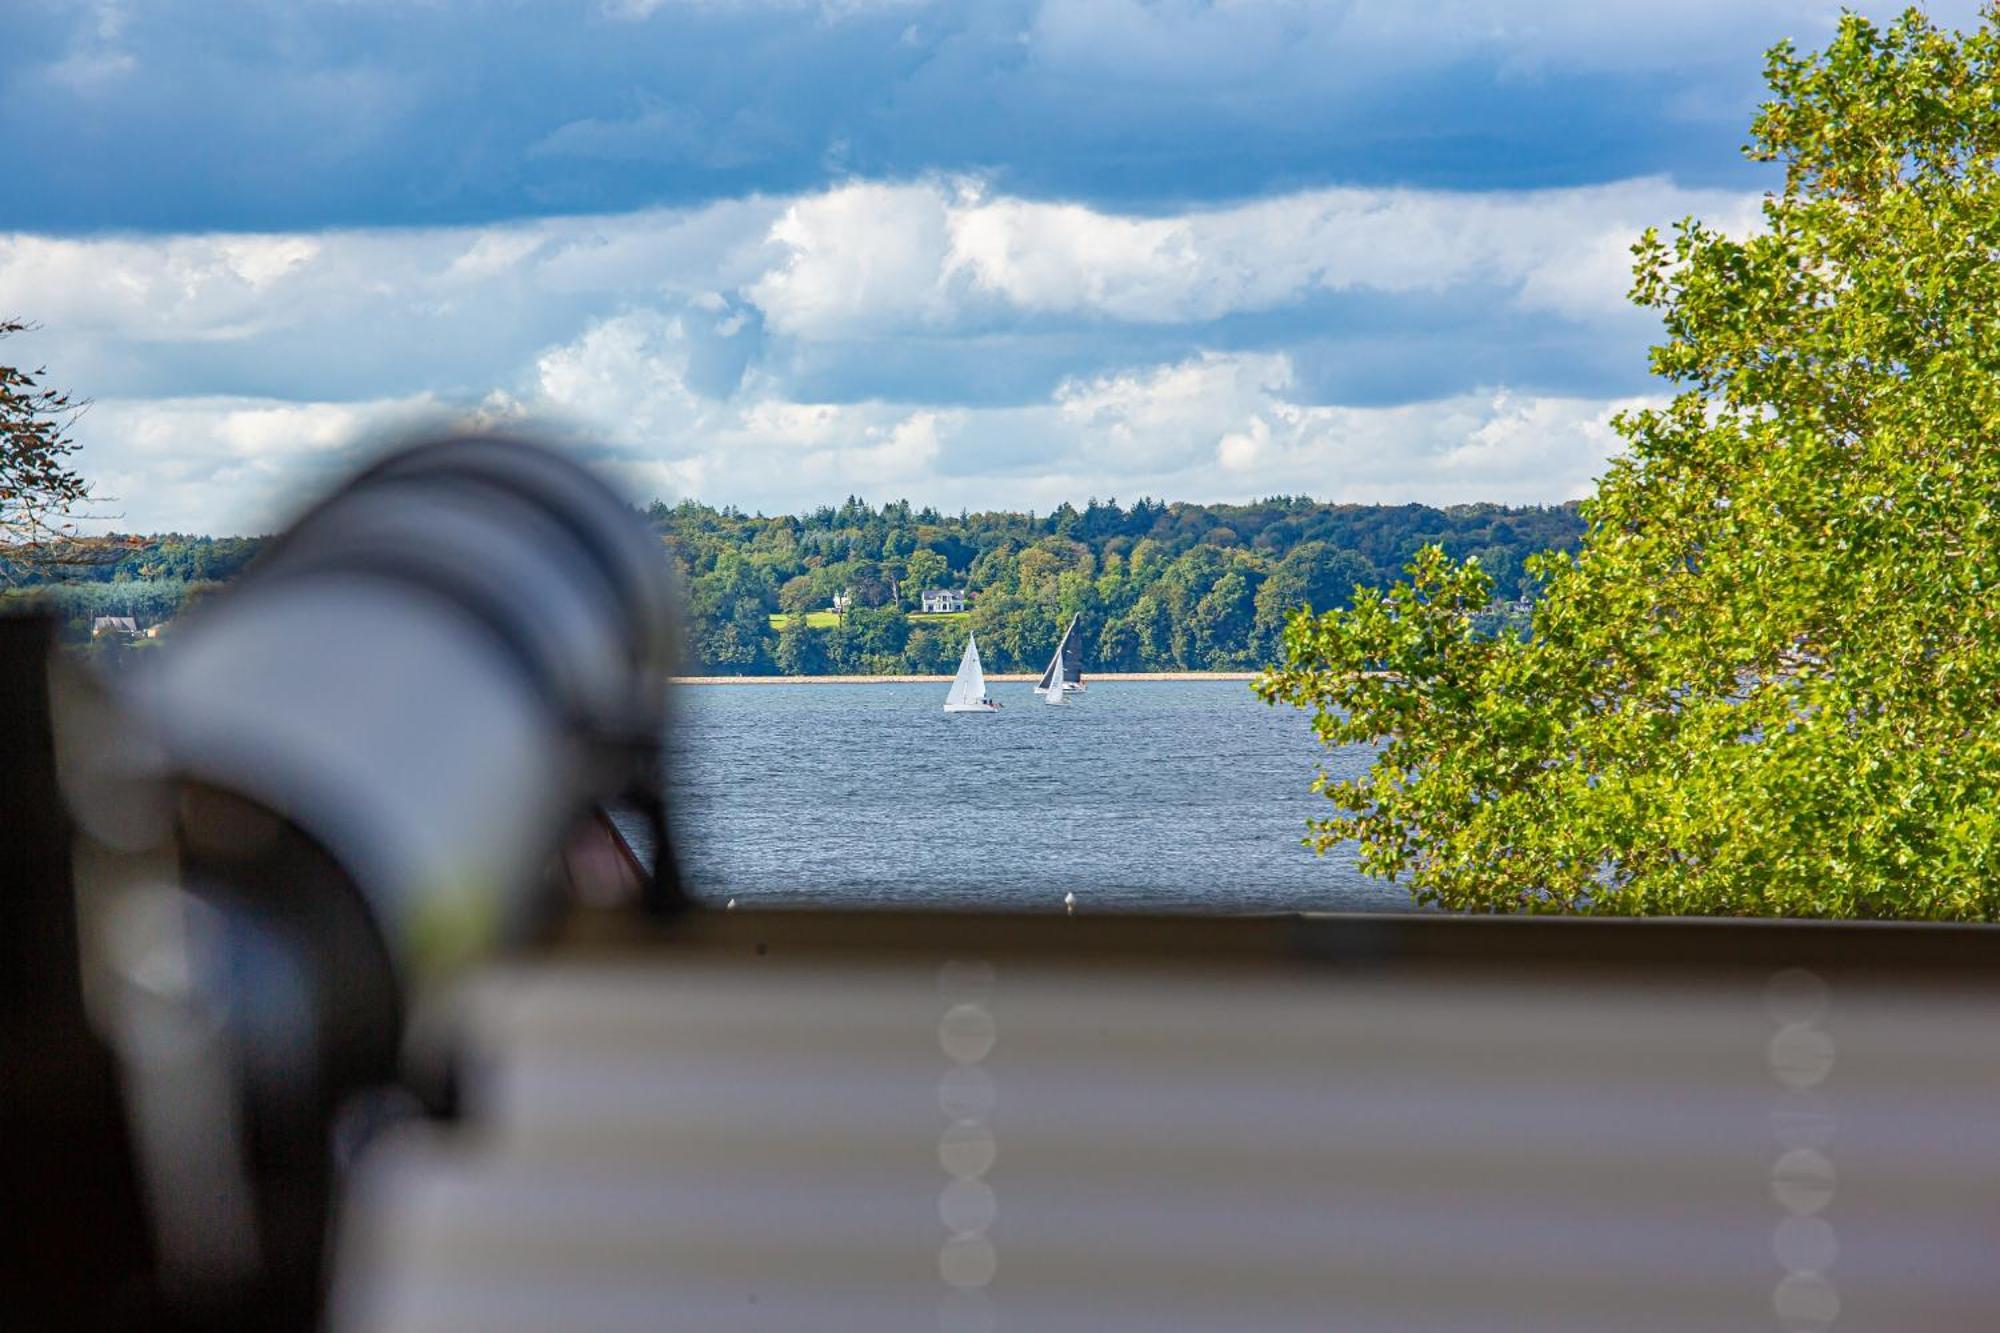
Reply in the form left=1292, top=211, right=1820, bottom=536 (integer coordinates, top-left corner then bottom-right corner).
left=669, top=671, right=1260, bottom=685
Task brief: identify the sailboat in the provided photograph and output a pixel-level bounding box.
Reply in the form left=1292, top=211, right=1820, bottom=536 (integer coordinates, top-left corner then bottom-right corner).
left=1034, top=613, right=1086, bottom=697
left=943, top=633, right=1001, bottom=713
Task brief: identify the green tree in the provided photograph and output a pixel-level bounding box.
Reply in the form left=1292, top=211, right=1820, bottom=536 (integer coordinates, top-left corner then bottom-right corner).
left=697, top=600, right=775, bottom=674
left=904, top=548, right=949, bottom=599
left=1125, top=594, right=1173, bottom=669
left=774, top=618, right=829, bottom=675
left=1015, top=544, right=1068, bottom=596
left=1095, top=617, right=1142, bottom=672
left=820, top=621, right=862, bottom=674
left=777, top=574, right=818, bottom=617
left=847, top=605, right=911, bottom=663
left=903, top=627, right=955, bottom=674
left=1258, top=9, right=2000, bottom=920
left=1191, top=568, right=1256, bottom=666
left=1252, top=542, right=1373, bottom=661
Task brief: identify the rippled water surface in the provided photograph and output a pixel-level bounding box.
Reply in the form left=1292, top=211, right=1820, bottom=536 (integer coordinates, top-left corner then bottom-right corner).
left=661, top=679, right=1395, bottom=913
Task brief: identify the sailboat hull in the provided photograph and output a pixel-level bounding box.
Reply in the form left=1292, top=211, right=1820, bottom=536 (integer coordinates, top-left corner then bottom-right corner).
left=943, top=701, right=1001, bottom=713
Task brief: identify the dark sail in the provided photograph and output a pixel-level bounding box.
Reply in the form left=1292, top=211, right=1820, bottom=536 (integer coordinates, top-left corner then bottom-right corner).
left=1059, top=615, right=1083, bottom=684
left=1037, top=614, right=1083, bottom=692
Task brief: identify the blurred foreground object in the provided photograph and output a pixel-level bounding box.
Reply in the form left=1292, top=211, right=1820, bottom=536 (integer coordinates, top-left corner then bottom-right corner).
left=138, top=435, right=684, bottom=968
left=340, top=911, right=2000, bottom=1333
left=19, top=434, right=682, bottom=1327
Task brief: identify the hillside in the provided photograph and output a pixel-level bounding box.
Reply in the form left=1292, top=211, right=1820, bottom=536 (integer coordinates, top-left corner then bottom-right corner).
left=0, top=497, right=1584, bottom=673
left=657, top=495, right=1584, bottom=676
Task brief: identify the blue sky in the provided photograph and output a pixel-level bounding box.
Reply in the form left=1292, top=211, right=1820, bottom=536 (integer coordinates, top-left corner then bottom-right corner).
left=2, top=0, right=1975, bottom=533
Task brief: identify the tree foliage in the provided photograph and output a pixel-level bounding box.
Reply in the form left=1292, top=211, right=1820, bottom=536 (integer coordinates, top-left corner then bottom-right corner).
left=1, top=320, right=91, bottom=550
left=3, top=534, right=264, bottom=638
left=654, top=495, right=1580, bottom=675
left=1258, top=9, right=2000, bottom=919
left=14, top=497, right=1575, bottom=667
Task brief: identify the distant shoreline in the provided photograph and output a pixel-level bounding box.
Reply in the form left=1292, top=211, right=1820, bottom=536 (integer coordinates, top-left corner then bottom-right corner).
left=670, top=671, right=1260, bottom=685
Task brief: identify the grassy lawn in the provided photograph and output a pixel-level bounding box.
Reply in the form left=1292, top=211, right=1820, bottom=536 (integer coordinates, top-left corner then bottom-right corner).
left=768, top=609, right=971, bottom=630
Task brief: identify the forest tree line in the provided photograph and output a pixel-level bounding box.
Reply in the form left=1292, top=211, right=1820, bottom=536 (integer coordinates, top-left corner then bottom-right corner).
left=0, top=535, right=261, bottom=646
left=658, top=495, right=1583, bottom=675
left=2, top=497, right=1583, bottom=672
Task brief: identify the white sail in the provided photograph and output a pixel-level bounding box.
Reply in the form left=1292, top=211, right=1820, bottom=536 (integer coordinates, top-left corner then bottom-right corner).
left=944, top=634, right=996, bottom=712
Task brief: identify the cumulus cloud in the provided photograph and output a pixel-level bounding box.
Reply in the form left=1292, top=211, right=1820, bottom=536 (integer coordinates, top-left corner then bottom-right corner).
left=7, top=176, right=1753, bottom=350
left=520, top=328, right=1643, bottom=519
left=4, top=174, right=1748, bottom=397
left=0, top=173, right=1738, bottom=530
left=0, top=203, right=780, bottom=347
left=67, top=339, right=1644, bottom=532
left=526, top=308, right=960, bottom=507
left=0, top=233, right=327, bottom=342
left=76, top=394, right=455, bottom=534
left=1032, top=351, right=1645, bottom=505
left=748, top=176, right=1760, bottom=336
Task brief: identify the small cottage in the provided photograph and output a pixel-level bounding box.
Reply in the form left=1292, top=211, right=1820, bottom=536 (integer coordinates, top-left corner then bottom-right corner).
left=91, top=616, right=141, bottom=639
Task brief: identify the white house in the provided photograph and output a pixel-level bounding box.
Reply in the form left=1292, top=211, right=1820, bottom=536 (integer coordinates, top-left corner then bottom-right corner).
left=91, top=616, right=140, bottom=638
left=830, top=591, right=852, bottom=613
left=920, top=588, right=967, bottom=614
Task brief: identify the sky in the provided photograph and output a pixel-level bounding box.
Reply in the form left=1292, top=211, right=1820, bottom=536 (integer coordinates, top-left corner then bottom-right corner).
left=0, top=0, right=1978, bottom=534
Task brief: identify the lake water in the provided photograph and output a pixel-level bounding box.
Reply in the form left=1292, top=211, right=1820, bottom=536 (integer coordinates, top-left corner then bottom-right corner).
left=660, top=679, right=1401, bottom=913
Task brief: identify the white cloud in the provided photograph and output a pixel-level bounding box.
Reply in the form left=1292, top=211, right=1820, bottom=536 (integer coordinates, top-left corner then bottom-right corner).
left=1029, top=351, right=1649, bottom=505
left=748, top=182, right=965, bottom=334
left=66, top=335, right=1646, bottom=532
left=1052, top=351, right=1297, bottom=471
left=2, top=175, right=1750, bottom=358
left=2, top=173, right=1741, bottom=530
left=751, top=176, right=1757, bottom=335
left=526, top=308, right=960, bottom=507
left=521, top=329, right=1646, bottom=518
left=0, top=201, right=786, bottom=356
left=76, top=394, right=453, bottom=534
left=532, top=309, right=711, bottom=445
left=0, top=233, right=331, bottom=342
